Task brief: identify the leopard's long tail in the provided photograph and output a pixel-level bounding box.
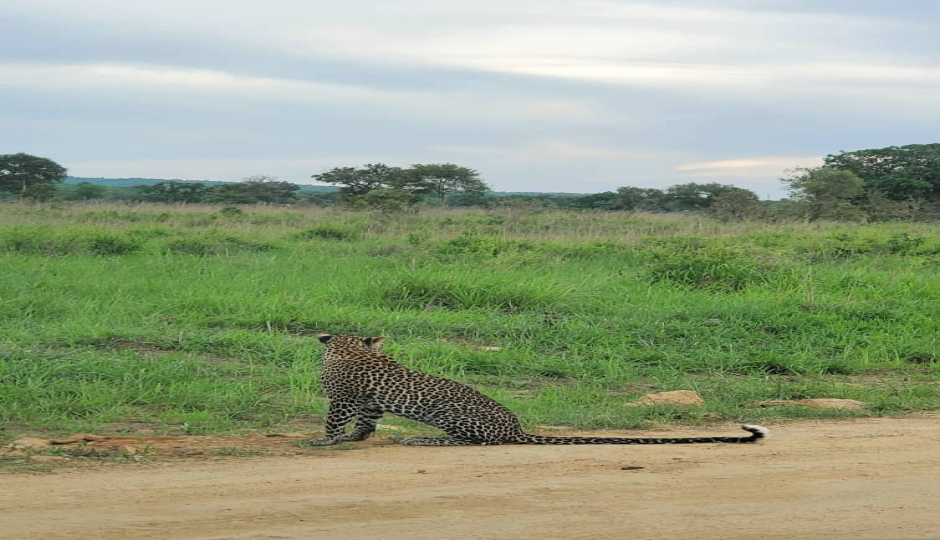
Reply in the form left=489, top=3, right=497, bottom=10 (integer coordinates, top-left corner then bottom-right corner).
left=514, top=424, right=768, bottom=445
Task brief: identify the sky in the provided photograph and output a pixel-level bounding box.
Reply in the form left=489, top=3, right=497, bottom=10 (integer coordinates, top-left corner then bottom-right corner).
left=2, top=1, right=939, bottom=197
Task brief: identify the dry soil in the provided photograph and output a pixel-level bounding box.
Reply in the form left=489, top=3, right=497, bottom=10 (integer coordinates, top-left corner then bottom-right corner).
left=2, top=416, right=939, bottom=540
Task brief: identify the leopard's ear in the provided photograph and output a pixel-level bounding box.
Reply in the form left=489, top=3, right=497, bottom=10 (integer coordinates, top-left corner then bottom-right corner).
left=316, top=334, right=334, bottom=344
left=362, top=337, right=385, bottom=350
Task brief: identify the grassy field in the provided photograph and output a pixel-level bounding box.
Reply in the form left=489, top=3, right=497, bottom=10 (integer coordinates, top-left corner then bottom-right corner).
left=1, top=202, right=938, bottom=441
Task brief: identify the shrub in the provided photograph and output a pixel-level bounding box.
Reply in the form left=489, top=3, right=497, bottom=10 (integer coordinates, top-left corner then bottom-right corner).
left=78, top=210, right=171, bottom=223
left=435, top=233, right=535, bottom=259
left=442, top=214, right=506, bottom=226
left=799, top=232, right=940, bottom=260
left=553, top=241, right=630, bottom=261
left=217, top=206, right=245, bottom=219
left=885, top=233, right=933, bottom=255
left=294, top=224, right=361, bottom=241
left=85, top=233, right=142, bottom=256
left=380, top=274, right=561, bottom=312
left=0, top=226, right=141, bottom=256
left=640, top=238, right=786, bottom=291
left=164, top=235, right=277, bottom=256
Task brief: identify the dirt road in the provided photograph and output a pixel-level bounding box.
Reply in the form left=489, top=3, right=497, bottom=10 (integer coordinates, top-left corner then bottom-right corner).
left=3, top=417, right=939, bottom=540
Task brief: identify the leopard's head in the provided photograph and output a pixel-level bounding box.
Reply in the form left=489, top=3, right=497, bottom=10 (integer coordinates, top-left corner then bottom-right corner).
left=317, top=334, right=385, bottom=351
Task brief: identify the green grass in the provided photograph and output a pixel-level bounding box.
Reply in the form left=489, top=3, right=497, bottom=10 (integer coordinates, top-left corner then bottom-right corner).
left=1, top=202, right=938, bottom=441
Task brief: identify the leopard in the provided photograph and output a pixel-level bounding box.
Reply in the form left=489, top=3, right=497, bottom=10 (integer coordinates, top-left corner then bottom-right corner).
left=309, top=334, right=769, bottom=446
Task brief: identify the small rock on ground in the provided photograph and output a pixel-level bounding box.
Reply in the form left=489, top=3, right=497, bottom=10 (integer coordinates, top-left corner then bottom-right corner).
left=29, top=455, right=71, bottom=464
left=757, top=398, right=865, bottom=410
left=625, top=390, right=706, bottom=407
left=10, top=437, right=52, bottom=449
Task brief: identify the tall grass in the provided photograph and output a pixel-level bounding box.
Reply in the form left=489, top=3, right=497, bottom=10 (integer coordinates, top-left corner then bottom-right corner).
left=1, top=202, right=938, bottom=439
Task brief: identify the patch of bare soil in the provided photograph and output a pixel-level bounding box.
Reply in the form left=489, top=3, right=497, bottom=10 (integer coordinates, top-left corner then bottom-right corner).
left=5, top=433, right=315, bottom=459
left=2, top=416, right=940, bottom=540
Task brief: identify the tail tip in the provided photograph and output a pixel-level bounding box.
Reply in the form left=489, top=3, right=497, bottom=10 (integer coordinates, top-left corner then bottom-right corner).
left=742, top=424, right=770, bottom=439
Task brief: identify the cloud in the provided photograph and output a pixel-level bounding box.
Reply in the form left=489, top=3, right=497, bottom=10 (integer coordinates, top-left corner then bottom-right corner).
left=677, top=157, right=824, bottom=176
left=435, top=141, right=682, bottom=161
left=0, top=62, right=609, bottom=125
left=2, top=1, right=939, bottom=195
left=67, top=157, right=356, bottom=183
left=675, top=156, right=825, bottom=196
left=677, top=159, right=778, bottom=171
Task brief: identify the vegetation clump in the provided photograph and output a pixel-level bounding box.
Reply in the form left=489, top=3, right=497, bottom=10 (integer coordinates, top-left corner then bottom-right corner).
left=639, top=237, right=790, bottom=291
left=435, top=233, right=535, bottom=259
left=163, top=235, right=277, bottom=256
left=294, top=224, right=362, bottom=242
left=0, top=226, right=142, bottom=256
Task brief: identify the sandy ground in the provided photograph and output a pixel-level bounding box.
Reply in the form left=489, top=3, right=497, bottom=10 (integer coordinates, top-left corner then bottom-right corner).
left=2, top=416, right=940, bottom=540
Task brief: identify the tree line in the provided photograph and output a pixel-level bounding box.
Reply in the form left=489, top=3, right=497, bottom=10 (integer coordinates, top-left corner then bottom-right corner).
left=2, top=143, right=939, bottom=221
left=780, top=144, right=940, bottom=222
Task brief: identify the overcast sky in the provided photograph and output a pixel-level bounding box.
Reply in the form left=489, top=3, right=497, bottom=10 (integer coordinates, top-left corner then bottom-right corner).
left=2, top=1, right=939, bottom=196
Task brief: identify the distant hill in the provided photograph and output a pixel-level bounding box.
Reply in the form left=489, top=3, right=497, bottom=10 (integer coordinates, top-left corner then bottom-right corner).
left=495, top=191, right=589, bottom=197
left=64, top=177, right=339, bottom=192
left=64, top=177, right=587, bottom=196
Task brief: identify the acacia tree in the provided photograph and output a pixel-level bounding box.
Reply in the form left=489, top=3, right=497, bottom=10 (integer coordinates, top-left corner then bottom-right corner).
left=64, top=182, right=107, bottom=201
left=705, top=190, right=765, bottom=222
left=782, top=167, right=867, bottom=221
left=661, top=183, right=755, bottom=212
left=825, top=144, right=940, bottom=203
left=397, top=164, right=489, bottom=206
left=0, top=153, right=67, bottom=201
left=136, top=181, right=208, bottom=203
left=191, top=175, right=301, bottom=204
left=312, top=164, right=403, bottom=198
left=562, top=191, right=620, bottom=210
left=615, top=186, right=666, bottom=211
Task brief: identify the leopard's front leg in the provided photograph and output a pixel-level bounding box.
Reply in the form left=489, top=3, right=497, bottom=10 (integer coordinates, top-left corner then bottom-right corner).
left=308, top=399, right=360, bottom=446
left=345, top=406, right=384, bottom=441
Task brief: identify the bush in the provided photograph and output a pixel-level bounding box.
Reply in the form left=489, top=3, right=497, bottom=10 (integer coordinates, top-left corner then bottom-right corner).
left=799, top=232, right=940, bottom=260
left=86, top=233, right=142, bottom=255
left=217, top=206, right=245, bottom=219
left=435, top=233, right=535, bottom=259
left=164, top=235, right=278, bottom=256
left=350, top=190, right=419, bottom=213
left=0, top=226, right=141, bottom=256
left=704, top=191, right=767, bottom=222
left=441, top=214, right=506, bottom=226
left=640, top=238, right=787, bottom=291
left=294, top=224, right=361, bottom=241
left=380, top=274, right=562, bottom=312
left=78, top=210, right=171, bottom=223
